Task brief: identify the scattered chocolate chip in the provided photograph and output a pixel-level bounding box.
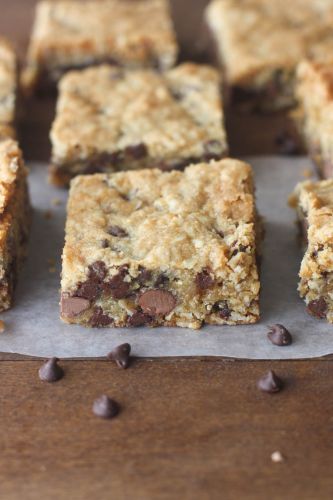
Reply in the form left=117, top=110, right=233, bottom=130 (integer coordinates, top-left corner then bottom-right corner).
left=61, top=294, right=90, bottom=317
left=92, top=395, right=119, bottom=419
left=108, top=226, right=128, bottom=238
left=125, top=143, right=148, bottom=160
left=76, top=281, right=100, bottom=300
left=257, top=370, right=283, bottom=393
left=307, top=297, right=327, bottom=319
left=267, top=324, right=292, bottom=346
left=90, top=307, right=113, bottom=327
left=101, top=239, right=109, bottom=249
left=38, top=357, right=64, bottom=383
left=195, top=268, right=214, bottom=291
left=107, top=343, right=131, bottom=369
left=275, top=131, right=300, bottom=156
left=128, top=311, right=153, bottom=327
left=138, top=289, right=176, bottom=316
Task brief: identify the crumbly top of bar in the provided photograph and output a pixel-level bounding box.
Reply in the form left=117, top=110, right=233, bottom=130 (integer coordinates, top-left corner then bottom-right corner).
left=0, top=38, right=16, bottom=124
left=62, top=160, right=256, bottom=290
left=26, top=0, right=177, bottom=70
left=206, top=0, right=333, bottom=86
left=51, top=63, right=227, bottom=164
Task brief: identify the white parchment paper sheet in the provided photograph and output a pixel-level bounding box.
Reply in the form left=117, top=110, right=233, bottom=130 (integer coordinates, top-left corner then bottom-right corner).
left=0, top=157, right=332, bottom=359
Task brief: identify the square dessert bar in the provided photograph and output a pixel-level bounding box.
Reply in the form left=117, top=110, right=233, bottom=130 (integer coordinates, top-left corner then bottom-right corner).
left=0, top=38, right=16, bottom=131
left=22, top=0, right=178, bottom=93
left=50, top=63, right=227, bottom=186
left=60, top=160, right=260, bottom=329
left=290, top=179, right=333, bottom=322
left=0, top=138, right=31, bottom=310
left=294, top=60, right=333, bottom=178
left=206, top=0, right=333, bottom=111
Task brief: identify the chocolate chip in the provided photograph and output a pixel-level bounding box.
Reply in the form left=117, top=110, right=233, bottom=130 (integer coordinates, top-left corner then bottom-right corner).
left=275, top=131, right=300, bottom=156
left=108, top=226, right=128, bottom=238
left=307, top=297, right=327, bottom=319
left=204, top=140, right=224, bottom=161
left=92, top=395, right=119, bottom=419
left=101, top=239, right=109, bottom=249
left=107, top=343, right=131, bottom=369
left=104, top=270, right=131, bottom=299
left=128, top=311, right=153, bottom=327
left=213, top=301, right=231, bottom=319
left=125, top=143, right=148, bottom=160
left=137, top=266, right=152, bottom=285
left=38, top=357, right=64, bottom=383
left=195, top=268, right=214, bottom=291
left=89, top=261, right=107, bottom=281
left=76, top=281, right=101, bottom=300
left=61, top=294, right=90, bottom=317
left=257, top=370, right=283, bottom=393
left=154, top=273, right=169, bottom=287
left=138, top=289, right=176, bottom=316
left=267, top=324, right=292, bottom=346
left=90, top=307, right=113, bottom=327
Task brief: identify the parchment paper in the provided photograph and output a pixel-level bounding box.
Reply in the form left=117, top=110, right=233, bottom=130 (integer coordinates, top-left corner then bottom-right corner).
left=0, top=157, right=332, bottom=359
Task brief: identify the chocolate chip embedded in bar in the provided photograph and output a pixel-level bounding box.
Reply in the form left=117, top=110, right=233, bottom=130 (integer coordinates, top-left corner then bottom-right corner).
left=49, top=63, right=227, bottom=186
left=21, top=0, right=178, bottom=94
left=60, top=159, right=261, bottom=329
left=205, top=0, right=333, bottom=112
left=290, top=178, right=333, bottom=323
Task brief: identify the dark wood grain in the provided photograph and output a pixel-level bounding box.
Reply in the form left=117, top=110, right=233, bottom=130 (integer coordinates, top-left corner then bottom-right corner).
left=0, top=2, right=332, bottom=499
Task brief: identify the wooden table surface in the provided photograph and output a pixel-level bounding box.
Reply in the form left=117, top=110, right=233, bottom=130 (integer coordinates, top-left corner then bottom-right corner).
left=1, top=2, right=332, bottom=499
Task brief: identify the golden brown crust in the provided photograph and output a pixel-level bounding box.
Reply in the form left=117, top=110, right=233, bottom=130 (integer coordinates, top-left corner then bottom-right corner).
left=22, top=0, right=178, bottom=92
left=61, top=160, right=260, bottom=329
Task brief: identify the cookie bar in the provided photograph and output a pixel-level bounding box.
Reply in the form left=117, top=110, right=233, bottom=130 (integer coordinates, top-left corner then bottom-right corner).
left=22, top=0, right=178, bottom=93
left=294, top=60, right=333, bottom=178
left=0, top=138, right=31, bottom=310
left=290, top=179, right=333, bottom=322
left=0, top=38, right=17, bottom=132
left=60, top=159, right=260, bottom=329
left=205, top=0, right=333, bottom=111
left=50, top=63, right=227, bottom=186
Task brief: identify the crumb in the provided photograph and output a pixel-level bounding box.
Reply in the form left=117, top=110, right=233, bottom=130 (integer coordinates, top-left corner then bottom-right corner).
left=271, top=451, right=284, bottom=463
left=0, top=320, right=5, bottom=333
left=302, top=168, right=313, bottom=178
left=44, top=210, right=53, bottom=220
left=51, top=197, right=62, bottom=207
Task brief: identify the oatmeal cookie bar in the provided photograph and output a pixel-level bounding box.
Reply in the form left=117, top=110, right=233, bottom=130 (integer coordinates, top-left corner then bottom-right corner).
left=0, top=38, right=17, bottom=132
left=0, top=139, right=31, bottom=310
left=294, top=60, right=333, bottom=178
left=205, top=0, right=333, bottom=111
left=50, top=63, right=227, bottom=186
left=22, top=0, right=178, bottom=93
left=60, top=159, right=260, bottom=329
left=290, top=179, right=333, bottom=322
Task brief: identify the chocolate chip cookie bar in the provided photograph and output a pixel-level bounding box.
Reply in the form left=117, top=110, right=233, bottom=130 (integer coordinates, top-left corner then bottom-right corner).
left=0, top=138, right=31, bottom=310
left=22, top=0, right=178, bottom=94
left=294, top=60, right=333, bottom=178
left=50, top=63, right=227, bottom=186
left=0, top=38, right=16, bottom=134
left=205, top=0, right=333, bottom=111
left=290, top=179, right=333, bottom=322
left=61, top=160, right=260, bottom=329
